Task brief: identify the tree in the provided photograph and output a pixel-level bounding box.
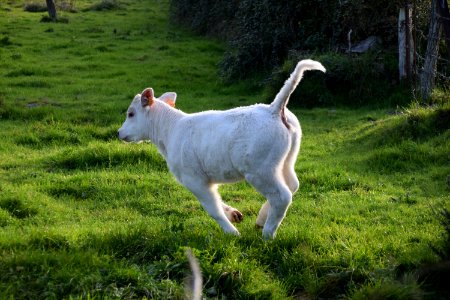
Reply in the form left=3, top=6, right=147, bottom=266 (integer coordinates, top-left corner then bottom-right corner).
left=439, top=0, right=450, bottom=58
left=46, top=0, right=57, bottom=21
left=420, top=0, right=442, bottom=101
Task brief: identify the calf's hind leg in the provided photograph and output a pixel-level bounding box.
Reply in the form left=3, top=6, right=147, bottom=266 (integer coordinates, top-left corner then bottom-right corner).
left=246, top=172, right=292, bottom=239
left=283, top=127, right=301, bottom=193
left=254, top=127, right=299, bottom=231
left=255, top=201, right=269, bottom=228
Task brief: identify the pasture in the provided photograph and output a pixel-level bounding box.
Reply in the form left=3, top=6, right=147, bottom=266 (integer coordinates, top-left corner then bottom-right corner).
left=0, top=0, right=449, bottom=298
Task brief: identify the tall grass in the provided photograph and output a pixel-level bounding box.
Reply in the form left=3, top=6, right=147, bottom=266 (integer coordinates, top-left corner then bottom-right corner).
left=0, top=0, right=449, bottom=298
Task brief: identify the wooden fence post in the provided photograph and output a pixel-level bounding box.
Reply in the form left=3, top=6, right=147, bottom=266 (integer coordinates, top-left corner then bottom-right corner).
left=399, top=1, right=414, bottom=81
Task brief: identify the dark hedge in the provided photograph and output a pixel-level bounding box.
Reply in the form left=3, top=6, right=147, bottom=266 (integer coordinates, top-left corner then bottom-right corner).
left=170, top=0, right=402, bottom=81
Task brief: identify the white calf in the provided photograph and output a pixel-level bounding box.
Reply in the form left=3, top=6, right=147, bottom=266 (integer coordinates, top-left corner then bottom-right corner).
left=118, top=59, right=326, bottom=239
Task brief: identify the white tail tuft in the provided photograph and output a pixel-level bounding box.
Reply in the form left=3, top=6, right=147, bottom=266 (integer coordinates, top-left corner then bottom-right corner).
left=270, top=59, right=326, bottom=114
left=185, top=248, right=202, bottom=300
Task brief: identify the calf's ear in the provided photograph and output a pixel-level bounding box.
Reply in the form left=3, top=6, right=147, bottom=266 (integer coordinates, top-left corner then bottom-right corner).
left=159, top=92, right=177, bottom=107
left=141, top=88, right=154, bottom=107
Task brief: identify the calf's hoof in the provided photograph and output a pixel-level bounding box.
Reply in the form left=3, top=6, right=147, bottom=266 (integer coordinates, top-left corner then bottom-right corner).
left=229, top=210, right=243, bottom=223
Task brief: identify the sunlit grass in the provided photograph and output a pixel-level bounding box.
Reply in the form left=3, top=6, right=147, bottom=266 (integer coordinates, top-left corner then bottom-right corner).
left=0, top=0, right=449, bottom=299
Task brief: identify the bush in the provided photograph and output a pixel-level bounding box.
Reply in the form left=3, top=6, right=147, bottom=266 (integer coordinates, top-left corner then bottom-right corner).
left=170, top=0, right=238, bottom=38
left=40, top=16, right=69, bottom=23
left=86, top=0, right=122, bottom=11
left=25, top=1, right=78, bottom=13
left=171, top=0, right=404, bottom=82
left=24, top=2, right=48, bottom=12
left=263, top=51, right=411, bottom=107
left=218, top=0, right=307, bottom=80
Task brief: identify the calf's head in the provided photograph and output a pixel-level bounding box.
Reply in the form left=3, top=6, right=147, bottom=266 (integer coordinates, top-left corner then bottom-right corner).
left=118, top=88, right=176, bottom=142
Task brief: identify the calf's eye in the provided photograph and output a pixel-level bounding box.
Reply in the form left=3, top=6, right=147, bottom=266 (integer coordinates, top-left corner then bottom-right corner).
left=128, top=112, right=134, bottom=118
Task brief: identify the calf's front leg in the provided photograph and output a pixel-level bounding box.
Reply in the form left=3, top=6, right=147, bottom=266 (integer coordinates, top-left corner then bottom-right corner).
left=181, top=177, right=240, bottom=235
left=222, top=203, right=243, bottom=223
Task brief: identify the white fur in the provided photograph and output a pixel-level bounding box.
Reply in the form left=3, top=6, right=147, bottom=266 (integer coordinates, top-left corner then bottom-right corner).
left=185, top=248, right=202, bottom=300
left=118, top=59, right=326, bottom=239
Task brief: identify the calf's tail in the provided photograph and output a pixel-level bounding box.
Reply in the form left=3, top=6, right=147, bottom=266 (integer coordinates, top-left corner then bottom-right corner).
left=270, top=59, right=326, bottom=127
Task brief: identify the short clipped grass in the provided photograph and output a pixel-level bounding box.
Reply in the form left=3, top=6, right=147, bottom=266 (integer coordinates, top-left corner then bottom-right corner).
left=1, top=0, right=449, bottom=299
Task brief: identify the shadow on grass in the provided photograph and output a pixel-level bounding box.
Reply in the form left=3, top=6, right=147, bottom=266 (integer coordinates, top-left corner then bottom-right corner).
left=0, top=248, right=184, bottom=299
left=0, top=198, right=38, bottom=220
left=45, top=143, right=167, bottom=172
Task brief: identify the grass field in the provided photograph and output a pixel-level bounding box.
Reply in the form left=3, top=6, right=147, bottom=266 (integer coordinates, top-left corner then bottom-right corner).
left=1, top=0, right=449, bottom=299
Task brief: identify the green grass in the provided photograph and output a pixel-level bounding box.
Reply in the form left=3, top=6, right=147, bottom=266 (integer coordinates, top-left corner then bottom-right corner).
left=1, top=0, right=449, bottom=299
